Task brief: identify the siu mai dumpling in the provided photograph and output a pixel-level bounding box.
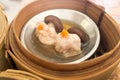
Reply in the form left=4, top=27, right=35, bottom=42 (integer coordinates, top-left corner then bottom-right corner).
left=35, top=22, right=57, bottom=45
left=55, top=29, right=81, bottom=57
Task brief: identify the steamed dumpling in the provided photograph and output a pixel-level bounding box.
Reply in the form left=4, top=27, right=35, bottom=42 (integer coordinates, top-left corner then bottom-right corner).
left=55, top=29, right=81, bottom=57
left=35, top=22, right=57, bottom=45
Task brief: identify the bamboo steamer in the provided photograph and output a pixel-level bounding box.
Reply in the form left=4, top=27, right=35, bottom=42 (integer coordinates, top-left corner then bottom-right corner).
left=0, top=69, right=44, bottom=80
left=12, top=0, right=112, bottom=71
left=0, top=6, right=11, bottom=71
left=5, top=0, right=120, bottom=80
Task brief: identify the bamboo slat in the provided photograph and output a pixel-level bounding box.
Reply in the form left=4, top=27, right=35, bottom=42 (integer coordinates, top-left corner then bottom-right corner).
left=0, top=7, right=11, bottom=71
left=0, top=69, right=44, bottom=80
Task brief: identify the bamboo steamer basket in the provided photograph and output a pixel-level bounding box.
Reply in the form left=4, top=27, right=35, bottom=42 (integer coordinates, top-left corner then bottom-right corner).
left=0, top=69, right=44, bottom=80
left=0, top=6, right=11, bottom=71
left=11, top=0, right=120, bottom=70
left=5, top=0, right=120, bottom=80
left=11, top=0, right=107, bottom=71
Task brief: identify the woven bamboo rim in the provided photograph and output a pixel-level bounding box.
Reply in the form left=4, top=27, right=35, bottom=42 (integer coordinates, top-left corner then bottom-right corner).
left=0, top=9, right=8, bottom=48
left=0, top=7, right=10, bottom=71
left=0, top=69, right=44, bottom=80
left=5, top=0, right=120, bottom=80
left=0, top=8, right=8, bottom=52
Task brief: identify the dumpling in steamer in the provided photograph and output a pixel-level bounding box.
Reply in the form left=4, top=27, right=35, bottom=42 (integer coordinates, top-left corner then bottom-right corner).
left=55, top=29, right=81, bottom=57
left=35, top=22, right=57, bottom=45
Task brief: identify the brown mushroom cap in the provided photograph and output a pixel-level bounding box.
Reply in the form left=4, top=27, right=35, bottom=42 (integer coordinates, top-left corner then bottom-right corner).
left=68, top=27, right=89, bottom=44
left=44, top=15, right=63, bottom=33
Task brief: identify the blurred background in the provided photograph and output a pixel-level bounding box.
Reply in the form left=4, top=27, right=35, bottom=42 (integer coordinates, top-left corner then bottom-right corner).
left=0, top=0, right=120, bottom=24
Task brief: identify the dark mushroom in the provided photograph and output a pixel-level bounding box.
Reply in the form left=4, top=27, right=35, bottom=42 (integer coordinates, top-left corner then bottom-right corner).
left=44, top=15, right=63, bottom=33
left=68, top=27, right=89, bottom=44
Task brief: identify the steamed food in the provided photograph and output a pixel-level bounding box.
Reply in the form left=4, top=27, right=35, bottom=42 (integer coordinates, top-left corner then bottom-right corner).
left=35, top=22, right=57, bottom=45
left=68, top=27, right=89, bottom=44
left=44, top=15, right=63, bottom=33
left=35, top=15, right=89, bottom=57
left=55, top=29, right=81, bottom=57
